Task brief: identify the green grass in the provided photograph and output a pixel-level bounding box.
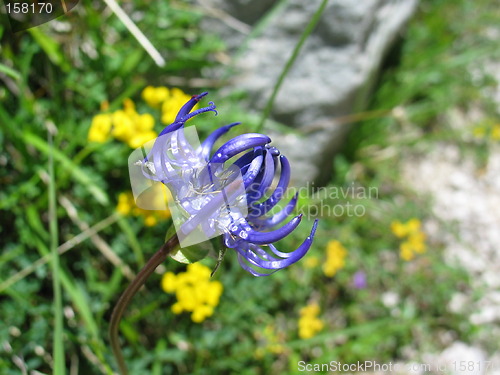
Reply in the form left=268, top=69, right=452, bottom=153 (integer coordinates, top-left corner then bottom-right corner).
left=48, top=128, right=65, bottom=375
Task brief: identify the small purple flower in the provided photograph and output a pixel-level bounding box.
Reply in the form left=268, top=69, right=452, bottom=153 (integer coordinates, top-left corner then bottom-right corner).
left=140, top=92, right=318, bottom=276
left=352, top=271, right=367, bottom=289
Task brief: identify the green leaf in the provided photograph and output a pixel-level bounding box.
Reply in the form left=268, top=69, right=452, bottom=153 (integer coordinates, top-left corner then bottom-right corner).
left=28, top=28, right=71, bottom=72
left=0, top=63, right=21, bottom=80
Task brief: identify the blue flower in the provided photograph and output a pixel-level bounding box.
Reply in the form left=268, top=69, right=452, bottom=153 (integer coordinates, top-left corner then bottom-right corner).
left=141, top=92, right=318, bottom=276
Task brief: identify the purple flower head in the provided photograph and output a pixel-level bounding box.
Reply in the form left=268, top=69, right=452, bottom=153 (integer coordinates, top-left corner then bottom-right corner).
left=138, top=93, right=318, bottom=276
left=352, top=271, right=367, bottom=289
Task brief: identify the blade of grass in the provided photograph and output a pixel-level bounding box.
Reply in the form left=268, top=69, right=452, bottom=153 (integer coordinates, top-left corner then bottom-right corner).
left=23, top=132, right=109, bottom=205
left=117, top=216, right=145, bottom=267
left=0, top=62, right=21, bottom=80
left=48, top=126, right=65, bottom=375
left=152, top=339, right=167, bottom=375
left=28, top=28, right=71, bottom=72
left=256, top=0, right=329, bottom=132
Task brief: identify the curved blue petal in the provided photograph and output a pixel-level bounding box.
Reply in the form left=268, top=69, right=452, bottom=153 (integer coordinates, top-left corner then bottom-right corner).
left=233, top=150, right=258, bottom=170
left=249, top=154, right=290, bottom=217
left=199, top=122, right=240, bottom=161
left=236, top=219, right=318, bottom=271
left=210, top=134, right=271, bottom=164
left=247, top=149, right=275, bottom=203
left=242, top=150, right=264, bottom=188
left=174, top=92, right=208, bottom=121
left=179, top=101, right=218, bottom=123
left=157, top=121, right=185, bottom=138
left=237, top=253, right=276, bottom=276
left=231, top=214, right=302, bottom=244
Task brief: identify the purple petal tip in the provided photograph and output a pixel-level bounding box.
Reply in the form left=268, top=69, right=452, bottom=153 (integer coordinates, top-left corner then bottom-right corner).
left=193, top=92, right=208, bottom=101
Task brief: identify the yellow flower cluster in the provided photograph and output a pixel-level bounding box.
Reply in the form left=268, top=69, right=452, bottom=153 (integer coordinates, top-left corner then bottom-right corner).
left=88, top=99, right=157, bottom=148
left=473, top=122, right=500, bottom=141
left=116, top=189, right=171, bottom=227
left=391, top=218, right=427, bottom=261
left=161, top=263, right=223, bottom=323
left=323, top=240, right=347, bottom=277
left=298, top=303, right=324, bottom=339
left=142, top=86, right=192, bottom=125
left=88, top=87, right=192, bottom=148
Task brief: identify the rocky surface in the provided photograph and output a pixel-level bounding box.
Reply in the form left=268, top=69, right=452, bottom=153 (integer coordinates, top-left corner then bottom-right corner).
left=401, top=142, right=500, bottom=374
left=202, top=0, right=419, bottom=185
left=399, top=55, right=500, bottom=373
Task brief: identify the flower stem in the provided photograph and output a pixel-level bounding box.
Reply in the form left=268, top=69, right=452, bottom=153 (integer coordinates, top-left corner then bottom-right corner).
left=109, top=234, right=179, bottom=375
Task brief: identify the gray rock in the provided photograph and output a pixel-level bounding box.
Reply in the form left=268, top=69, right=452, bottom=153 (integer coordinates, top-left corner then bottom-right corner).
left=202, top=0, right=419, bottom=185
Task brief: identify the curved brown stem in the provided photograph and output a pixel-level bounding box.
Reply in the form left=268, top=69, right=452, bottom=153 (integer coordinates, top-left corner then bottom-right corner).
left=109, top=234, right=179, bottom=375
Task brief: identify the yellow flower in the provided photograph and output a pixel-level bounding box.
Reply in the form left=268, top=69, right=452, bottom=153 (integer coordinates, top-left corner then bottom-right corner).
left=116, top=192, right=134, bottom=215
left=161, top=272, right=177, bottom=293
left=406, top=218, right=421, bottom=233
left=88, top=113, right=112, bottom=143
left=407, top=232, right=426, bottom=253
left=127, top=130, right=157, bottom=149
left=399, top=242, right=414, bottom=261
left=492, top=124, right=500, bottom=141
left=135, top=113, right=155, bottom=132
left=390, top=220, right=408, bottom=238
left=90, top=98, right=160, bottom=148
left=161, top=263, right=223, bottom=323
left=142, top=86, right=170, bottom=108
left=298, top=303, right=324, bottom=339
left=91, top=87, right=193, bottom=149
left=392, top=218, right=427, bottom=261
left=323, top=240, right=347, bottom=277
left=143, top=215, right=157, bottom=227
left=111, top=110, right=135, bottom=141
left=191, top=305, right=214, bottom=323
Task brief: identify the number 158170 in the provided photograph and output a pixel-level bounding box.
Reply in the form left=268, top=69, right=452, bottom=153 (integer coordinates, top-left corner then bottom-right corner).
left=5, top=2, right=53, bottom=14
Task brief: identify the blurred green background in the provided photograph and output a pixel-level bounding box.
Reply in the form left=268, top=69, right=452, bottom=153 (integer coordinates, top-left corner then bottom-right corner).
left=1, top=0, right=499, bottom=374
